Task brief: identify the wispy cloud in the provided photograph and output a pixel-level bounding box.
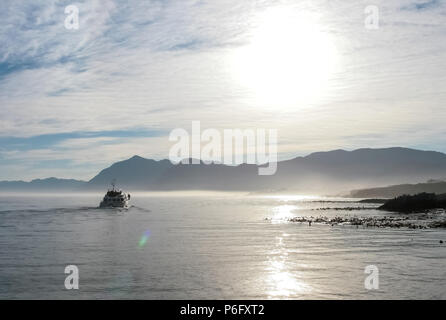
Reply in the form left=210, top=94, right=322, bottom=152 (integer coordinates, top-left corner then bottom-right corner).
left=402, top=0, right=443, bottom=11
left=0, top=0, right=445, bottom=179
left=0, top=129, right=165, bottom=151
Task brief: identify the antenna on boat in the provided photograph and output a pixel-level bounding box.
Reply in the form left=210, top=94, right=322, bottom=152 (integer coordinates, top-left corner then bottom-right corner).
left=111, top=179, right=116, bottom=191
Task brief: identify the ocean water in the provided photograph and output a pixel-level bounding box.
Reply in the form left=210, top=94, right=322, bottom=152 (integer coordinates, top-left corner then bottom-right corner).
left=0, top=193, right=445, bottom=300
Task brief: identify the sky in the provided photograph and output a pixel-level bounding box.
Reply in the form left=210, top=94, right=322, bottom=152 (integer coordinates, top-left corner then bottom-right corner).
left=0, top=0, right=446, bottom=181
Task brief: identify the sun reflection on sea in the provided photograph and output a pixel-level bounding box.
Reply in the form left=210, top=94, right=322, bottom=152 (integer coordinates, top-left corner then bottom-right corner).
left=271, top=205, right=297, bottom=222
left=265, top=235, right=312, bottom=298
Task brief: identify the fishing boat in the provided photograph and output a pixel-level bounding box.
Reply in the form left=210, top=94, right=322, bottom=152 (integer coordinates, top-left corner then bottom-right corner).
left=99, top=180, right=131, bottom=208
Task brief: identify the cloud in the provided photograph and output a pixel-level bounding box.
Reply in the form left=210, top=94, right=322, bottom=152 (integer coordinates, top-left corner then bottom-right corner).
left=402, top=0, right=443, bottom=11
left=0, top=129, right=165, bottom=150
left=0, top=0, right=445, bottom=179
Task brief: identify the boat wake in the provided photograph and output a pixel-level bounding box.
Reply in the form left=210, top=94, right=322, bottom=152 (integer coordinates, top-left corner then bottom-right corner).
left=129, top=205, right=151, bottom=213
left=0, top=205, right=151, bottom=216
left=0, top=206, right=99, bottom=215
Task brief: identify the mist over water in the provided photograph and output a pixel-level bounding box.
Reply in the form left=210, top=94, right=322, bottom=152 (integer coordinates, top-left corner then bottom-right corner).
left=0, top=193, right=445, bottom=299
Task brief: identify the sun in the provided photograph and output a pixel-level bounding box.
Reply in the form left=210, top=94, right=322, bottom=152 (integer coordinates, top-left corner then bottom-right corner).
left=230, top=7, right=338, bottom=108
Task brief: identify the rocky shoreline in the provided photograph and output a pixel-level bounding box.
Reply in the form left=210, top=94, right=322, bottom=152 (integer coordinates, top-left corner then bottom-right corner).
left=265, top=193, right=446, bottom=229
left=265, top=211, right=446, bottom=229
left=284, top=213, right=446, bottom=229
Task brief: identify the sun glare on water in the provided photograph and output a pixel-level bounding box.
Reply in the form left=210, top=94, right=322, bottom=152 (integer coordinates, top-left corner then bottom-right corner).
left=230, top=7, right=338, bottom=107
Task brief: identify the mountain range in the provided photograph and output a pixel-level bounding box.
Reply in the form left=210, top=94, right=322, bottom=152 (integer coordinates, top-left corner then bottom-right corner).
left=0, top=177, right=85, bottom=192
left=2, top=147, right=446, bottom=195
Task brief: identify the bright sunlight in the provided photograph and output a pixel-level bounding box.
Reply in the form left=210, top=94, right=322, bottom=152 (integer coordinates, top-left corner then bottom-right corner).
left=230, top=7, right=339, bottom=107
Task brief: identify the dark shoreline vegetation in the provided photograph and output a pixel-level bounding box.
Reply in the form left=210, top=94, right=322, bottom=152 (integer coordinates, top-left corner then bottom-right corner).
left=379, top=193, right=446, bottom=213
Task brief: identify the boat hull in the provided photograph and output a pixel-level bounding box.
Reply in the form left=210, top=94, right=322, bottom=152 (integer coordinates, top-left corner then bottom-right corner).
left=99, top=200, right=129, bottom=208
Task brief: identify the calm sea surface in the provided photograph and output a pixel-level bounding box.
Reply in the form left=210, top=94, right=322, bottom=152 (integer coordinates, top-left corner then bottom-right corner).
left=0, top=193, right=445, bottom=299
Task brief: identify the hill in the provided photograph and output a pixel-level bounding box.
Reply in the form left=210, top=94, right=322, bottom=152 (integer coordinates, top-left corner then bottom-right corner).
left=2, top=147, right=446, bottom=193
left=351, top=181, right=446, bottom=198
